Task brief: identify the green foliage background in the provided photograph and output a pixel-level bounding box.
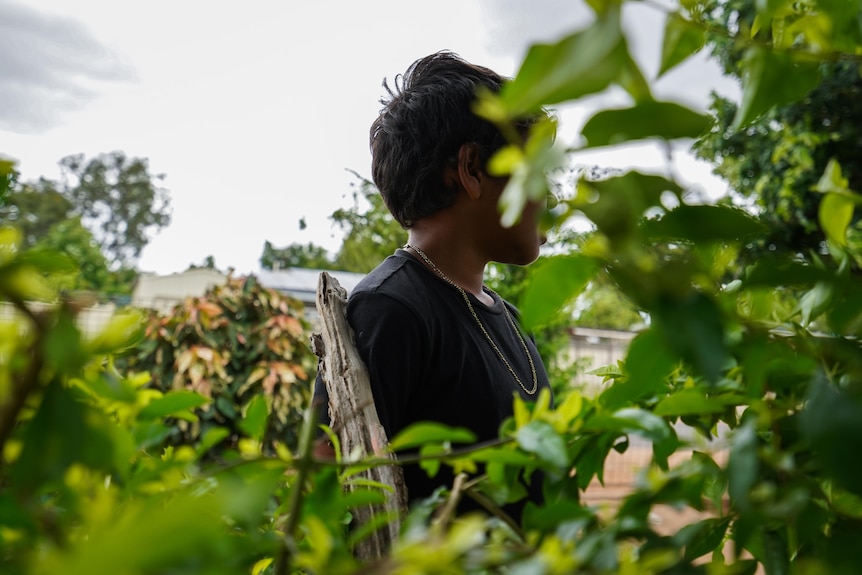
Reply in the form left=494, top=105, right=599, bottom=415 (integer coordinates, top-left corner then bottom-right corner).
left=3, top=0, right=862, bottom=573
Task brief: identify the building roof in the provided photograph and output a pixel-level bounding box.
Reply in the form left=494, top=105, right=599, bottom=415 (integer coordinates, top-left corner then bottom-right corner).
left=255, top=268, right=365, bottom=305
left=137, top=267, right=227, bottom=284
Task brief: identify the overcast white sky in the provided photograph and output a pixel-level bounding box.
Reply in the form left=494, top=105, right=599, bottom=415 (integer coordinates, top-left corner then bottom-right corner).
left=2, top=0, right=739, bottom=275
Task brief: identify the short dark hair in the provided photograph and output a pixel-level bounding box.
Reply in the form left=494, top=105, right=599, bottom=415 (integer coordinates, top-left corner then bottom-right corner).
left=369, top=51, right=517, bottom=228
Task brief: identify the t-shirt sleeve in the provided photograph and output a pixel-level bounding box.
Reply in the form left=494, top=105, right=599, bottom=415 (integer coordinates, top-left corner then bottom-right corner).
left=346, top=290, right=430, bottom=439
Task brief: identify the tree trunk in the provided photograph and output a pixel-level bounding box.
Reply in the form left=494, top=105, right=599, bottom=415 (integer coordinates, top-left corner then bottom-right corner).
left=313, top=271, right=407, bottom=561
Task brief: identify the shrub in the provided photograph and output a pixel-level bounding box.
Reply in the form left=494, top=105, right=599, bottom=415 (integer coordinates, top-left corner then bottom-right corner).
left=117, top=275, right=316, bottom=457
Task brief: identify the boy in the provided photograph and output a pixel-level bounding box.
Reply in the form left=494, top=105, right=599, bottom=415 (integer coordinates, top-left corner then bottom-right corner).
left=315, top=51, right=552, bottom=517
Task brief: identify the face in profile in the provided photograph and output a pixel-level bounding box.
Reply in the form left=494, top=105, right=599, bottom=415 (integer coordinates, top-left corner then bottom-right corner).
left=482, top=176, right=545, bottom=267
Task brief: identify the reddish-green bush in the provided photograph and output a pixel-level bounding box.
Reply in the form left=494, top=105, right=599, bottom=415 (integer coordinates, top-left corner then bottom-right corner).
left=118, top=275, right=316, bottom=456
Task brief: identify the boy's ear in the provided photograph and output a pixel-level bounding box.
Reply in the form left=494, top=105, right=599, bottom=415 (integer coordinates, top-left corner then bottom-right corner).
left=456, top=142, right=484, bottom=200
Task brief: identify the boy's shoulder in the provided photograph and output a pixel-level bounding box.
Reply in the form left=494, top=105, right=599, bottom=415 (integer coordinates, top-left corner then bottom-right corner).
left=352, top=251, right=429, bottom=296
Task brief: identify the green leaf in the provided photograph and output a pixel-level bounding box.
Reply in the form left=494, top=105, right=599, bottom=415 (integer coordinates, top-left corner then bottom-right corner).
left=757, top=0, right=789, bottom=18
left=81, top=371, right=138, bottom=404
left=743, top=257, right=833, bottom=287
left=819, top=193, right=855, bottom=246
left=654, top=389, right=726, bottom=416
left=34, top=489, right=227, bottom=573
left=0, top=157, right=16, bottom=176
left=762, top=529, right=790, bottom=575
left=389, top=422, right=476, bottom=452
left=17, top=248, right=77, bottom=274
left=522, top=500, right=593, bottom=531
left=10, top=381, right=118, bottom=487
left=0, top=493, right=35, bottom=530
left=800, top=373, right=862, bottom=497
left=831, top=489, right=862, bottom=519
left=619, top=47, right=652, bottom=103
left=239, top=395, right=269, bottom=441
left=827, top=278, right=862, bottom=333
left=217, top=463, right=286, bottom=524
left=497, top=119, right=565, bottom=228
left=486, top=145, right=524, bottom=176
left=732, top=47, right=820, bottom=129
left=587, top=408, right=676, bottom=464
left=571, top=435, right=607, bottom=488
left=798, top=281, right=834, bottom=326
left=659, top=14, right=705, bottom=77
left=653, top=292, right=727, bottom=384
left=43, top=310, right=86, bottom=372
left=813, top=158, right=852, bottom=196
left=198, top=426, right=231, bottom=455
left=576, top=171, right=683, bottom=241
left=585, top=407, right=671, bottom=443
left=728, top=415, right=758, bottom=509
left=418, top=443, right=446, bottom=478
left=644, top=205, right=768, bottom=243
left=0, top=263, right=55, bottom=302
left=608, top=408, right=672, bottom=445
left=676, top=516, right=732, bottom=560
left=520, top=254, right=598, bottom=330
left=581, top=101, right=711, bottom=148
left=138, top=391, right=210, bottom=420
left=132, top=420, right=172, bottom=450
left=344, top=476, right=395, bottom=493
left=252, top=559, right=273, bottom=575
left=814, top=159, right=862, bottom=247
left=590, top=363, right=624, bottom=378
left=340, top=486, right=387, bottom=509
left=86, top=310, right=144, bottom=355
left=0, top=227, right=22, bottom=265
left=600, top=329, right=675, bottom=410
left=516, top=420, right=568, bottom=470
left=216, top=395, right=237, bottom=418
left=497, top=8, right=626, bottom=114
left=470, top=448, right=537, bottom=466
left=692, top=450, right=727, bottom=510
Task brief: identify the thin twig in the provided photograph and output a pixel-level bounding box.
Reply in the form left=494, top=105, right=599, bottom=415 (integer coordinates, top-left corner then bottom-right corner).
left=432, top=473, right=468, bottom=529
left=274, top=404, right=318, bottom=575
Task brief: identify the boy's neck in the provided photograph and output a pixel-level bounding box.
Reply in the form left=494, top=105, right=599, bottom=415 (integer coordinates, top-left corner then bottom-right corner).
left=405, top=230, right=488, bottom=301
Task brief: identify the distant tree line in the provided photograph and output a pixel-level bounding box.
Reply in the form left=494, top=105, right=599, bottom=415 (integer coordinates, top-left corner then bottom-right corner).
left=0, top=151, right=171, bottom=299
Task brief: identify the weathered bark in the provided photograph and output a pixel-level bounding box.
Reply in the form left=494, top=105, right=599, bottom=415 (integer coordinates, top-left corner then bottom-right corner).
left=313, top=271, right=407, bottom=561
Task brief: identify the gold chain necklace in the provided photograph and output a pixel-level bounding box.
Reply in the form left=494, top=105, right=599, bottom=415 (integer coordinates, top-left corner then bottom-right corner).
left=404, top=244, right=538, bottom=395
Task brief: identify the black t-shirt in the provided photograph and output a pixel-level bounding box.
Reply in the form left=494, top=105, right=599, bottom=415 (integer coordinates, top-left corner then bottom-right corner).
left=314, top=249, right=552, bottom=512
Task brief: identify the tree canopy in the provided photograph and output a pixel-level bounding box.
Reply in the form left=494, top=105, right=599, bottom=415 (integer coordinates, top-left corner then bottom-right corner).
left=0, top=158, right=14, bottom=205
left=694, top=0, right=862, bottom=258
left=330, top=174, right=407, bottom=273
left=260, top=240, right=332, bottom=271
left=261, top=172, right=406, bottom=274
left=59, top=152, right=171, bottom=268
left=0, top=178, right=72, bottom=248
left=0, top=151, right=172, bottom=298
left=33, top=217, right=111, bottom=293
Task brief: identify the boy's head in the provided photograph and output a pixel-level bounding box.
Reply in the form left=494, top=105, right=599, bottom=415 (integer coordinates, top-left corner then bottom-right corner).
left=370, top=51, right=521, bottom=229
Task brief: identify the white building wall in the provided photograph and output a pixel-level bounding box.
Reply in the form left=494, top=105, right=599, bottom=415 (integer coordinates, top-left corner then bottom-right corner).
left=568, top=326, right=636, bottom=393
left=131, top=268, right=227, bottom=314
